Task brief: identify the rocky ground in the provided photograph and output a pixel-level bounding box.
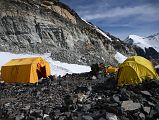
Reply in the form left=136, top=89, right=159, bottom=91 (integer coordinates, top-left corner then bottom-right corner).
left=0, top=73, right=159, bottom=120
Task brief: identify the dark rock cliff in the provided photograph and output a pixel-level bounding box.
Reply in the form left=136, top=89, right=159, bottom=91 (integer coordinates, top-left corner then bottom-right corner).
left=125, top=33, right=159, bottom=65
left=0, top=0, right=136, bottom=65
left=134, top=46, right=159, bottom=65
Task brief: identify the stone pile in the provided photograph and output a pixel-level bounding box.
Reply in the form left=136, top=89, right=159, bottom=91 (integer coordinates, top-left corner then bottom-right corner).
left=0, top=73, right=159, bottom=120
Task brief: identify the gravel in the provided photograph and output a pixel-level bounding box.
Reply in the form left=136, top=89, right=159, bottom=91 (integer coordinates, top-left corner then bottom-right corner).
left=0, top=73, right=159, bottom=120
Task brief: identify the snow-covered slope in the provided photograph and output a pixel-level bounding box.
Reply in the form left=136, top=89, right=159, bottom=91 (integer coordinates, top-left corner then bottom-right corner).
left=124, top=33, right=159, bottom=52
left=82, top=19, right=112, bottom=41
left=155, top=65, right=159, bottom=68
left=0, top=52, right=91, bottom=76
left=115, top=52, right=127, bottom=63
left=0, top=51, right=127, bottom=77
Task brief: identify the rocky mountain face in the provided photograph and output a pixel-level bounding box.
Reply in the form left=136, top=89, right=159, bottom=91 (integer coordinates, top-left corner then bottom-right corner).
left=0, top=0, right=136, bottom=66
left=124, top=34, right=159, bottom=65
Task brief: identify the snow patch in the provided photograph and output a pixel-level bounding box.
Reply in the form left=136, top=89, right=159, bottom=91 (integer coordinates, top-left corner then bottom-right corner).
left=115, top=52, right=127, bottom=63
left=95, top=28, right=112, bottom=41
left=155, top=65, right=159, bottom=68
left=82, top=19, right=112, bottom=41
left=0, top=52, right=91, bottom=76
left=82, top=18, right=93, bottom=26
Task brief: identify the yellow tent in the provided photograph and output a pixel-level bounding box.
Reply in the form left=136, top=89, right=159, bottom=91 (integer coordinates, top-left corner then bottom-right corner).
left=116, top=56, right=158, bottom=86
left=1, top=57, right=51, bottom=83
left=106, top=66, right=118, bottom=74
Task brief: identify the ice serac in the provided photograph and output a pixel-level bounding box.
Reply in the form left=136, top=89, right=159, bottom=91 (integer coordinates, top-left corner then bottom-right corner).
left=124, top=33, right=159, bottom=65
left=0, top=0, right=136, bottom=66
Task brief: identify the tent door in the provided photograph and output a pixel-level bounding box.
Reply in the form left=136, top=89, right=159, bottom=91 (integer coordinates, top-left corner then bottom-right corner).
left=37, top=66, right=47, bottom=79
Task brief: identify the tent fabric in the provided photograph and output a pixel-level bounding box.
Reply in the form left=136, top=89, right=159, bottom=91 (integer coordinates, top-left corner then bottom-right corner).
left=1, top=57, right=51, bottom=83
left=116, top=56, right=158, bottom=86
left=106, top=66, right=118, bottom=74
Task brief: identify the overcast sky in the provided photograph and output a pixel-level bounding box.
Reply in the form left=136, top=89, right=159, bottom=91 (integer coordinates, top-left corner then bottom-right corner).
left=60, top=0, right=159, bottom=40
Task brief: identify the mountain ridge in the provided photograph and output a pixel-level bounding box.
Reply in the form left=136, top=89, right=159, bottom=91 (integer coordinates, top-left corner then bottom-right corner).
left=0, top=0, right=137, bottom=66
left=125, top=33, right=159, bottom=52
left=124, top=33, right=159, bottom=65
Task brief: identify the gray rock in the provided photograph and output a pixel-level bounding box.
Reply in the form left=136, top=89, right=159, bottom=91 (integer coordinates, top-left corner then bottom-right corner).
left=105, top=112, right=118, bottom=120
left=83, top=104, right=91, bottom=112
left=21, top=105, right=30, bottom=112
left=108, top=103, right=118, bottom=107
left=112, top=94, right=120, bottom=104
left=15, top=113, right=25, bottom=120
left=4, top=103, right=11, bottom=107
left=64, top=112, right=71, bottom=117
left=139, top=113, right=145, bottom=120
left=143, top=107, right=151, bottom=114
left=59, top=116, right=66, bottom=120
left=64, top=95, right=73, bottom=106
left=30, top=109, right=43, bottom=118
left=53, top=109, right=61, bottom=117
left=155, top=104, right=159, bottom=113
left=149, top=109, right=156, bottom=119
left=92, top=76, right=97, bottom=80
left=120, top=88, right=130, bottom=101
left=141, top=91, right=151, bottom=97
left=152, top=79, right=159, bottom=86
left=99, top=117, right=106, bottom=120
left=77, top=93, right=88, bottom=103
left=82, top=115, right=93, bottom=120
left=43, top=114, right=51, bottom=120
left=43, top=107, right=52, bottom=114
left=37, top=118, right=42, bottom=120
left=147, top=101, right=155, bottom=107
left=119, top=116, right=129, bottom=120
left=74, top=86, right=89, bottom=94
left=28, top=115, right=37, bottom=120
left=121, top=100, right=141, bottom=111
